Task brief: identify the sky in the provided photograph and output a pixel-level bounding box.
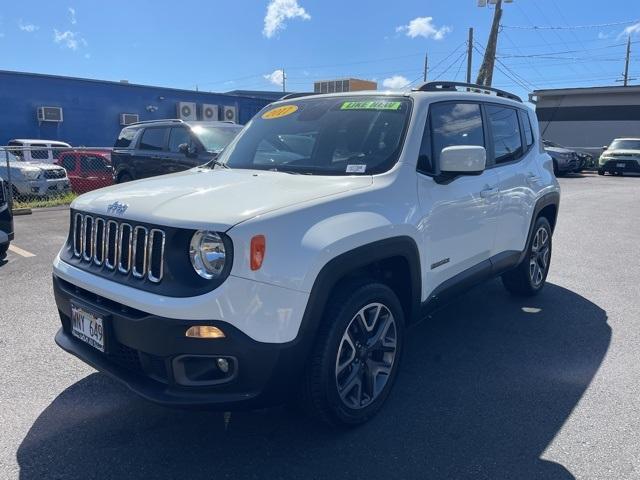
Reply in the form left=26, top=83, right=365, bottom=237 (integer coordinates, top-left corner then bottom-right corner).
left=1, top=0, right=639, bottom=103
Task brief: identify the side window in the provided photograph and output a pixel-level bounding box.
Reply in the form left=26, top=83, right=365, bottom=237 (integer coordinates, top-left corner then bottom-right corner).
left=520, top=110, right=534, bottom=149
left=168, top=127, right=192, bottom=153
left=115, top=127, right=138, bottom=148
left=60, top=155, right=76, bottom=171
left=31, top=143, right=49, bottom=160
left=486, top=106, right=523, bottom=164
left=81, top=155, right=109, bottom=172
left=7, top=141, right=24, bottom=159
left=139, top=128, right=167, bottom=151
left=429, top=102, right=484, bottom=170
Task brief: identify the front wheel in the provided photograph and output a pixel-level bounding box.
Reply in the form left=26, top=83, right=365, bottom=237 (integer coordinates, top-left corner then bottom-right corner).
left=300, top=281, right=404, bottom=427
left=0, top=243, right=8, bottom=260
left=502, top=217, right=552, bottom=296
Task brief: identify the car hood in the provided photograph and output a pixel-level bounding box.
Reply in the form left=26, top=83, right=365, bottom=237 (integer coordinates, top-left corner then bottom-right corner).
left=71, top=168, right=373, bottom=231
left=545, top=147, right=574, bottom=155
left=603, top=149, right=640, bottom=157
left=4, top=161, right=65, bottom=170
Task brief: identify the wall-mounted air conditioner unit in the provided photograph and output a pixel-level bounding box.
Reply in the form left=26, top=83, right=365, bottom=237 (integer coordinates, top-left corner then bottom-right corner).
left=37, top=106, right=63, bottom=122
left=201, top=104, right=219, bottom=121
left=222, top=105, right=238, bottom=123
left=120, top=113, right=139, bottom=125
left=177, top=102, right=197, bottom=121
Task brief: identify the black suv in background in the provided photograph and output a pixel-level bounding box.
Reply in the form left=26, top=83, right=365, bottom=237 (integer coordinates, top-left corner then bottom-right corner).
left=112, top=119, right=243, bottom=183
left=0, top=177, right=14, bottom=260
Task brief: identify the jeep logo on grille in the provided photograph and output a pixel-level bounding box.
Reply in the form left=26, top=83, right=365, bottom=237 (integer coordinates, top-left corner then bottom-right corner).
left=107, top=201, right=129, bottom=215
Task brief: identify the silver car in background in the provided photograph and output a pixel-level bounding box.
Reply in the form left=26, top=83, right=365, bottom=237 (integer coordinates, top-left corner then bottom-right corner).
left=0, top=148, right=71, bottom=198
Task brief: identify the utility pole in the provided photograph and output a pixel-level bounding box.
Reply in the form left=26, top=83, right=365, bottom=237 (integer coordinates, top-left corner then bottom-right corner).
left=623, top=35, right=631, bottom=86
left=282, top=68, right=286, bottom=93
left=466, top=27, right=474, bottom=83
left=423, top=52, right=429, bottom=82
left=476, top=0, right=504, bottom=86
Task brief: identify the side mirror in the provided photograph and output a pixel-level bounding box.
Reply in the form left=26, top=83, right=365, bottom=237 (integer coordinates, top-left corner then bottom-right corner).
left=179, top=143, right=198, bottom=157
left=602, top=145, right=608, bottom=151
left=440, top=145, right=486, bottom=175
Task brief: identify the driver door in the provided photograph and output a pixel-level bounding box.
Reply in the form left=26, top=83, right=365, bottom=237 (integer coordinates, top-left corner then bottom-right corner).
left=416, top=101, right=500, bottom=298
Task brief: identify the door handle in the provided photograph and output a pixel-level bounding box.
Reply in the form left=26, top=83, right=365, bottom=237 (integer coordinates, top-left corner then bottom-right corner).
left=480, top=187, right=499, bottom=198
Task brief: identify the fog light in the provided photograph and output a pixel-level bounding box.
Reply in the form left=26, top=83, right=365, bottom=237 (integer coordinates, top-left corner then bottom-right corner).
left=185, top=326, right=225, bottom=339
left=216, top=358, right=230, bottom=373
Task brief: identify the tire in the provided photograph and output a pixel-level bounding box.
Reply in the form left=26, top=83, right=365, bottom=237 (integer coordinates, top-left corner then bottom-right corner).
left=299, top=280, right=405, bottom=427
left=597, top=169, right=605, bottom=176
left=0, top=243, right=8, bottom=260
left=502, top=216, right=552, bottom=297
left=117, top=172, right=133, bottom=183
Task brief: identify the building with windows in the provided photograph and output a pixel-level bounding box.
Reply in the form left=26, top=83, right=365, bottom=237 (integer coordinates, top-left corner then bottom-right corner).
left=313, top=78, right=377, bottom=94
left=532, top=85, right=640, bottom=154
left=0, top=70, right=276, bottom=147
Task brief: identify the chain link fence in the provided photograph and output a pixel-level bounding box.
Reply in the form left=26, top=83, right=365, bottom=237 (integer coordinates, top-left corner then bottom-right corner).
left=0, top=146, right=113, bottom=210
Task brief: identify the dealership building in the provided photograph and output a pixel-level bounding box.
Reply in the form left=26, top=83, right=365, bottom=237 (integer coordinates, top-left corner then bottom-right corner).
left=532, top=85, right=640, bottom=154
left=0, top=70, right=277, bottom=147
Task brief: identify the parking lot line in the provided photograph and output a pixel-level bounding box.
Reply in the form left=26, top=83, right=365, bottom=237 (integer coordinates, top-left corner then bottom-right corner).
left=8, top=245, right=35, bottom=258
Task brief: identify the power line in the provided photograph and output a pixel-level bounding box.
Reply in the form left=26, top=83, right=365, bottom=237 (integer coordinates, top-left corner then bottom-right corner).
left=502, top=18, right=639, bottom=30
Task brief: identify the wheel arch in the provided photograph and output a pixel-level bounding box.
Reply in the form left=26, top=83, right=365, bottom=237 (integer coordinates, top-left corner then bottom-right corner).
left=296, top=236, right=422, bottom=353
left=518, top=191, right=559, bottom=264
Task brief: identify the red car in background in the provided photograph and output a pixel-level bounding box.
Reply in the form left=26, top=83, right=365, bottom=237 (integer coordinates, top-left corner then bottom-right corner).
left=56, top=150, right=113, bottom=194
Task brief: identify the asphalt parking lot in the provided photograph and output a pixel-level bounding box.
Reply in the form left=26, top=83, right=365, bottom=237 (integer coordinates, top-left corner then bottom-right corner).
left=0, top=172, right=638, bottom=480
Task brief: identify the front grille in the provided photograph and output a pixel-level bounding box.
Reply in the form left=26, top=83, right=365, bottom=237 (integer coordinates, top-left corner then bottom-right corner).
left=73, top=212, right=165, bottom=283
left=43, top=168, right=66, bottom=179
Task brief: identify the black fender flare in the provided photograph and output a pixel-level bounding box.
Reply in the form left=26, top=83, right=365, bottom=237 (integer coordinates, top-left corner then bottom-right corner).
left=288, top=236, right=422, bottom=363
left=518, top=191, right=560, bottom=264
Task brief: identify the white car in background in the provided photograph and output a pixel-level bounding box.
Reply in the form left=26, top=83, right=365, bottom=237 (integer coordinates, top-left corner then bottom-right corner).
left=598, top=138, right=640, bottom=176
left=0, top=148, right=71, bottom=198
left=7, top=139, right=71, bottom=164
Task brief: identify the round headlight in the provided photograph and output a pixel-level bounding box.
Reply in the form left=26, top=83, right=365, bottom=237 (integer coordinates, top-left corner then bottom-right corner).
left=189, top=231, right=227, bottom=280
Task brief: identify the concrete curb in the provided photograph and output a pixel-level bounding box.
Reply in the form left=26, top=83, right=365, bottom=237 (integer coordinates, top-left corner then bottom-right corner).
left=12, top=208, right=32, bottom=216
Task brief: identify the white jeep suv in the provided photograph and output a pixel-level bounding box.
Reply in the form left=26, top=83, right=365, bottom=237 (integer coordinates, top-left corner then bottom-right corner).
left=52, top=82, right=560, bottom=426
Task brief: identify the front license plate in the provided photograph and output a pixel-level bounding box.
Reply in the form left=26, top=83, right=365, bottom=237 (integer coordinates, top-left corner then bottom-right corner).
left=617, top=163, right=625, bottom=168
left=71, top=304, right=105, bottom=352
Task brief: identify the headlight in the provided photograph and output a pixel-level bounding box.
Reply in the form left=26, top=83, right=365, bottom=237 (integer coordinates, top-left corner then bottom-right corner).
left=599, top=156, right=611, bottom=165
left=20, top=168, right=41, bottom=180
left=189, top=231, right=227, bottom=280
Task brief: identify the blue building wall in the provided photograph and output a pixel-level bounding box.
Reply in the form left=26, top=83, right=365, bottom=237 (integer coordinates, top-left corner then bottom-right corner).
left=0, top=70, right=274, bottom=146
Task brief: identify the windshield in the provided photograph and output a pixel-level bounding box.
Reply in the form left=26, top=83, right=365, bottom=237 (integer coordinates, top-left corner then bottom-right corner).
left=190, top=125, right=243, bottom=153
left=0, top=148, right=22, bottom=162
left=218, top=96, right=411, bottom=175
left=609, top=139, right=640, bottom=150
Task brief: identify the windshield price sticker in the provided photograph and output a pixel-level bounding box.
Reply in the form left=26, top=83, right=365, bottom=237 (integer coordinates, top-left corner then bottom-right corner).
left=346, top=164, right=367, bottom=173
left=340, top=101, right=402, bottom=111
left=262, top=105, right=299, bottom=119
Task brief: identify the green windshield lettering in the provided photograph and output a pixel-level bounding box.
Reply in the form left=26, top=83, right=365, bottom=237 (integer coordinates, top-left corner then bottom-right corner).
left=340, top=101, right=402, bottom=111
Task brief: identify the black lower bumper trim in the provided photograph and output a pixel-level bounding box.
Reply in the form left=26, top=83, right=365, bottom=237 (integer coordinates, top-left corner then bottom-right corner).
left=53, top=274, right=310, bottom=409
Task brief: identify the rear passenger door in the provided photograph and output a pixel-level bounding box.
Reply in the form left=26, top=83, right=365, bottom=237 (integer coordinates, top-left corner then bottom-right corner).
left=135, top=127, right=169, bottom=179
left=487, top=105, right=540, bottom=255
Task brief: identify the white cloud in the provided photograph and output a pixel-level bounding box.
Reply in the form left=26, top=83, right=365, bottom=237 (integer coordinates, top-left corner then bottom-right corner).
left=263, top=69, right=285, bottom=87
left=396, top=16, right=451, bottom=40
left=68, top=7, right=77, bottom=25
left=53, top=29, right=87, bottom=50
left=382, top=75, right=410, bottom=90
left=19, top=20, right=39, bottom=32
left=597, top=31, right=610, bottom=39
left=621, top=22, right=640, bottom=37
left=263, top=0, right=310, bottom=38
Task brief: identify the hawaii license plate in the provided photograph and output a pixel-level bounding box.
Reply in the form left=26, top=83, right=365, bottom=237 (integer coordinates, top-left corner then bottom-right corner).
left=71, top=303, right=106, bottom=352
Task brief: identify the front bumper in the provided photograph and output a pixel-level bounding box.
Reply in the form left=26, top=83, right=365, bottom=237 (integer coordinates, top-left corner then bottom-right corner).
left=13, top=178, right=70, bottom=196
left=53, top=274, right=311, bottom=409
left=599, top=159, right=640, bottom=173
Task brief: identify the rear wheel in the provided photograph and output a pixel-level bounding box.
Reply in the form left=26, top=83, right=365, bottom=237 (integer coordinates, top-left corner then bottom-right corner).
left=502, top=217, right=552, bottom=296
left=0, top=243, right=8, bottom=260
left=300, top=281, right=404, bottom=427
left=597, top=169, right=605, bottom=176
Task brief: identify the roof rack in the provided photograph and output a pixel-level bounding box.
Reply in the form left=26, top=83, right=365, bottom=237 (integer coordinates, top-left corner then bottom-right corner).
left=128, top=119, right=185, bottom=126
left=412, top=81, right=522, bottom=103
left=280, top=92, right=319, bottom=100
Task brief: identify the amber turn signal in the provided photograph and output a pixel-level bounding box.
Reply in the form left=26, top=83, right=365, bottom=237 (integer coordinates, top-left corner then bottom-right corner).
left=185, top=326, right=226, bottom=339
left=250, top=235, right=266, bottom=271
